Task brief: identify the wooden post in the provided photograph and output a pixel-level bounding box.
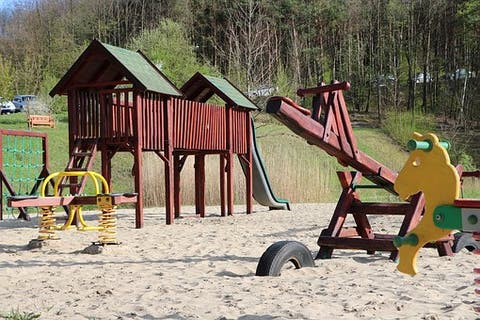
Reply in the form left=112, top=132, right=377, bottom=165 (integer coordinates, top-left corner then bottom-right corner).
left=174, top=154, right=181, bottom=218
left=164, top=97, right=174, bottom=225
left=219, top=154, right=226, bottom=216
left=246, top=115, right=253, bottom=214
left=317, top=171, right=361, bottom=259
left=67, top=91, right=76, bottom=156
left=101, top=150, right=113, bottom=193
left=195, top=154, right=206, bottom=217
left=389, top=192, right=425, bottom=260
left=134, top=92, right=144, bottom=228
left=226, top=106, right=234, bottom=215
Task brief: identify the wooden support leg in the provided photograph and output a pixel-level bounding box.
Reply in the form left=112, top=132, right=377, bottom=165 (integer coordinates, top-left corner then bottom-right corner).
left=164, top=99, right=174, bottom=225
left=245, top=155, right=253, bottom=215
left=174, top=155, right=181, bottom=218
left=317, top=171, right=361, bottom=259
left=133, top=150, right=144, bottom=228
left=389, top=192, right=424, bottom=260
left=352, top=210, right=375, bottom=254
left=226, top=152, right=234, bottom=216
left=101, top=150, right=113, bottom=193
left=195, top=155, right=206, bottom=218
left=220, top=154, right=226, bottom=217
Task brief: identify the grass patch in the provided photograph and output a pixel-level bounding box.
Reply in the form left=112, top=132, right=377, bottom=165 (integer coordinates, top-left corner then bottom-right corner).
left=383, top=110, right=436, bottom=146
left=1, top=309, right=40, bottom=320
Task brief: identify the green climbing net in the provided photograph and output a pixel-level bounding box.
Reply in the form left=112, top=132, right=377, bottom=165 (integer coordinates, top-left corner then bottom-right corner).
left=1, top=132, right=46, bottom=218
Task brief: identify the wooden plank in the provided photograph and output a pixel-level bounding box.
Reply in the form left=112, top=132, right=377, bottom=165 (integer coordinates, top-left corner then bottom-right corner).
left=8, top=194, right=137, bottom=207
left=454, top=199, right=480, bottom=208
left=349, top=202, right=412, bottom=215
left=317, top=236, right=397, bottom=251
left=297, top=81, right=351, bottom=96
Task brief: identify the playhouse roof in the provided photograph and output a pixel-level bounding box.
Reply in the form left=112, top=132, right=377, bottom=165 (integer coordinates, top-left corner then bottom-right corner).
left=180, top=73, right=258, bottom=110
left=50, top=40, right=182, bottom=97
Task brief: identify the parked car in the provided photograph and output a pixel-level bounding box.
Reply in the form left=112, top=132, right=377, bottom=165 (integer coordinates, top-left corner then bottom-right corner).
left=371, top=74, right=397, bottom=87
left=246, top=85, right=277, bottom=98
left=0, top=97, right=16, bottom=114
left=447, top=68, right=476, bottom=81
left=12, top=94, right=36, bottom=112
left=413, top=72, right=432, bottom=84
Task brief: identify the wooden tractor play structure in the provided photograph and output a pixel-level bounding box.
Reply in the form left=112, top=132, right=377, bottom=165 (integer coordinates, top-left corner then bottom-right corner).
left=256, top=81, right=479, bottom=276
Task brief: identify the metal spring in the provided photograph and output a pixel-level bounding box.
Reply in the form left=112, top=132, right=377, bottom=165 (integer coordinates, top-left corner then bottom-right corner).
left=38, top=206, right=58, bottom=240
left=98, top=207, right=117, bottom=245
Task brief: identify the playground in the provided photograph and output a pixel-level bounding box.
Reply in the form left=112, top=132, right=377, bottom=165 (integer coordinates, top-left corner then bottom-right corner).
left=0, top=203, right=478, bottom=319
left=0, top=40, right=479, bottom=319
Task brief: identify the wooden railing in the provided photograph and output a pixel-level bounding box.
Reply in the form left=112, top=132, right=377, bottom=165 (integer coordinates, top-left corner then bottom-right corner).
left=72, top=91, right=249, bottom=154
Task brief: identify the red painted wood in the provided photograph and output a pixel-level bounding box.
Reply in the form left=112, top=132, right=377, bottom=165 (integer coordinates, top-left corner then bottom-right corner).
left=297, top=81, right=351, bottom=96
left=9, top=194, right=137, bottom=207
left=454, top=199, right=480, bottom=208
left=462, top=170, right=480, bottom=178
left=219, top=154, right=226, bottom=216
left=174, top=154, right=181, bottom=218
left=246, top=114, right=253, bottom=214
left=134, top=93, right=144, bottom=228
left=164, top=98, right=174, bottom=225
left=195, top=155, right=206, bottom=217
left=266, top=97, right=397, bottom=192
left=226, top=106, right=234, bottom=215
left=65, top=85, right=253, bottom=226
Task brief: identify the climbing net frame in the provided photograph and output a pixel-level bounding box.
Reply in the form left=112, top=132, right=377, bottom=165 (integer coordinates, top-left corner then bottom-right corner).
left=0, top=129, right=50, bottom=220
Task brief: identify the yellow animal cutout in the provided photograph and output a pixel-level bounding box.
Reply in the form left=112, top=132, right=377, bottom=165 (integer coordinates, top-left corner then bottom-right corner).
left=393, top=132, right=460, bottom=275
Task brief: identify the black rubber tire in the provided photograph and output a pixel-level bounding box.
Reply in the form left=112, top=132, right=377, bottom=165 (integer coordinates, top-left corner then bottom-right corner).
left=256, top=241, right=314, bottom=276
left=452, top=232, right=480, bottom=253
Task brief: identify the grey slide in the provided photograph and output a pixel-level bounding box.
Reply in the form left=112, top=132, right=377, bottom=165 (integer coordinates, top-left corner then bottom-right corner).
left=239, top=120, right=290, bottom=210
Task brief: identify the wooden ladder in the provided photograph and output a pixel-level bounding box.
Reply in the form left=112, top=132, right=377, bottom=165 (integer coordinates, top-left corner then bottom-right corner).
left=57, top=139, right=98, bottom=196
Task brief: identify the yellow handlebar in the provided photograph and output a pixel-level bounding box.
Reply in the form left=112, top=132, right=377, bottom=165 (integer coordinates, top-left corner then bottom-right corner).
left=41, top=171, right=110, bottom=197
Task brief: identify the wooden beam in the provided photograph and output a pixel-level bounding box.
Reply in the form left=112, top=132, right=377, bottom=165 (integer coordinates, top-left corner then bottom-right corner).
left=164, top=98, right=174, bottom=224
left=8, top=194, right=138, bottom=207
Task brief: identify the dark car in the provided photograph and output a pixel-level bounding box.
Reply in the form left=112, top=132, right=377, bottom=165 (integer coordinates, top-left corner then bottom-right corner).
left=12, top=94, right=36, bottom=112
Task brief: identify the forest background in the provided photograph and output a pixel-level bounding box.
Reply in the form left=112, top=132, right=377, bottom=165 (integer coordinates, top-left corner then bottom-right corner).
left=0, top=0, right=478, bottom=206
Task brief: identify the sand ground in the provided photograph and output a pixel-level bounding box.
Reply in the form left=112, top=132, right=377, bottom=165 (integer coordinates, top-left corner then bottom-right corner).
left=0, top=203, right=478, bottom=319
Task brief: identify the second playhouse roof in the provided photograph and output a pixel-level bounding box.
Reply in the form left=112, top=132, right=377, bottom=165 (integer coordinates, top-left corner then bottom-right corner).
left=50, top=40, right=182, bottom=97
left=180, top=73, right=258, bottom=110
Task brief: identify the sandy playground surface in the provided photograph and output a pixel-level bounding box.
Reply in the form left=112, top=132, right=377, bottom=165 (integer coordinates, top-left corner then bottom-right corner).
left=0, top=203, right=479, bottom=319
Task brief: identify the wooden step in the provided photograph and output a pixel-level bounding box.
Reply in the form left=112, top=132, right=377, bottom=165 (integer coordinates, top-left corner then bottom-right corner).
left=72, top=151, right=94, bottom=157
